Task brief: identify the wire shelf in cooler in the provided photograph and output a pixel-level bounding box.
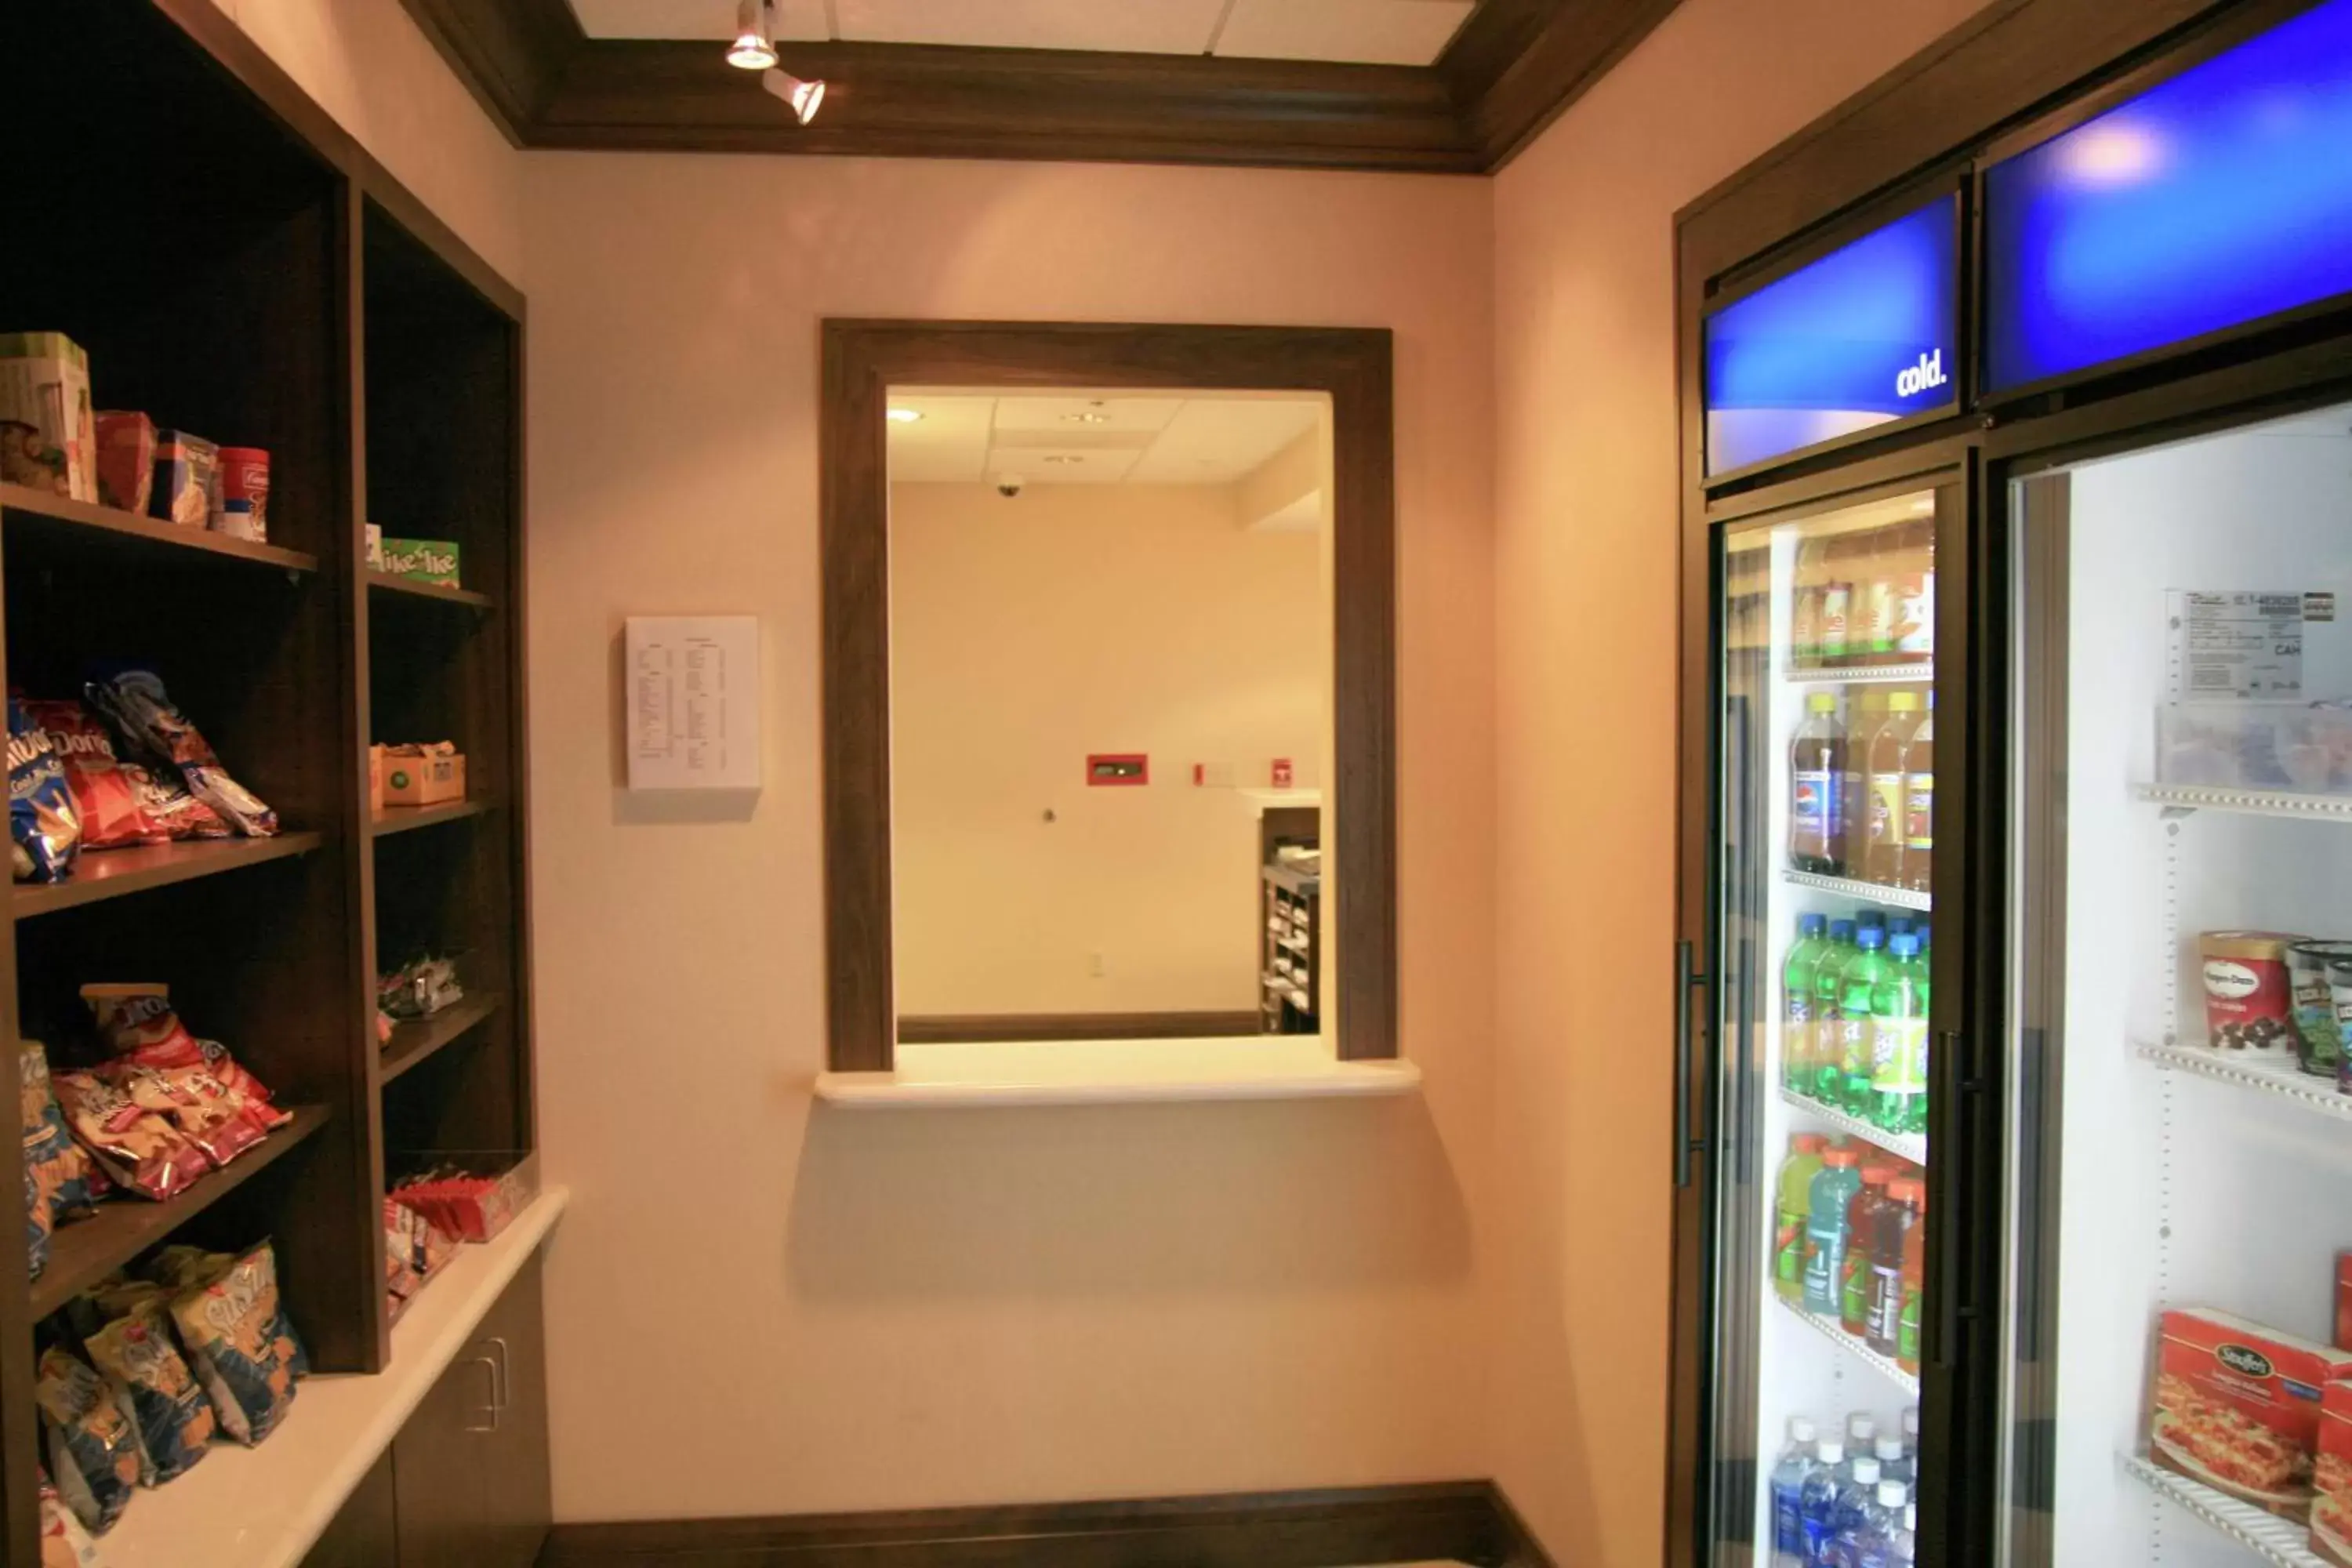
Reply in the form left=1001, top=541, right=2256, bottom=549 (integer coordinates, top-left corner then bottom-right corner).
left=2123, top=1454, right=2327, bottom=1566
left=1777, top=1087, right=1929, bottom=1164
left=1779, top=869, right=1933, bottom=912
left=2137, top=1041, right=2352, bottom=1123
left=1774, top=1296, right=1918, bottom=1399
left=1782, top=662, right=1933, bottom=685
left=2134, top=782, right=2352, bottom=822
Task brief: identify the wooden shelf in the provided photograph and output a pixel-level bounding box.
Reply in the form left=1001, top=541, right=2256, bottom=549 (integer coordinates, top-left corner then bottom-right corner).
left=0, top=481, right=318, bottom=574
left=371, top=799, right=488, bottom=837
left=381, top=992, right=503, bottom=1084
left=13, top=831, right=325, bottom=918
left=30, top=1105, right=331, bottom=1319
left=367, top=568, right=491, bottom=608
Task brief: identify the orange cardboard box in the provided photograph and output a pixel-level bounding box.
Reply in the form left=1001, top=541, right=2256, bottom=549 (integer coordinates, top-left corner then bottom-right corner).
left=2315, top=1382, right=2352, bottom=1566
left=381, top=748, right=463, bottom=808
left=2153, top=1308, right=2352, bottom=1519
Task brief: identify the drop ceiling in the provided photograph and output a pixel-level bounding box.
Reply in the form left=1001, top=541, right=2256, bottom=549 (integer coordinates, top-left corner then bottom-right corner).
left=569, top=0, right=1479, bottom=67
left=889, top=393, right=1326, bottom=486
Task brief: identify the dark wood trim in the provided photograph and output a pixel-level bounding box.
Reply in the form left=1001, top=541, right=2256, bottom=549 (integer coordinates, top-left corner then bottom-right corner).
left=820, top=321, right=1398, bottom=1073
left=539, top=1480, right=1551, bottom=1568
left=398, top=0, right=1683, bottom=173
left=897, top=1011, right=1262, bottom=1044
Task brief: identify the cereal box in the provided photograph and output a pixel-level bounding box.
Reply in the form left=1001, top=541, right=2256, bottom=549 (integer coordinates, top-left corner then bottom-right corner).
left=0, top=332, right=94, bottom=501
left=2153, top=1308, right=2352, bottom=1518
left=2315, top=1381, right=2352, bottom=1564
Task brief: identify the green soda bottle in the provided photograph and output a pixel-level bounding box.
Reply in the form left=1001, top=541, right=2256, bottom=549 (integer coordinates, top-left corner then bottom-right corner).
left=1871, top=931, right=1928, bottom=1132
left=1837, top=926, right=1887, bottom=1114
left=1783, top=914, right=1830, bottom=1091
left=1810, top=920, right=1858, bottom=1105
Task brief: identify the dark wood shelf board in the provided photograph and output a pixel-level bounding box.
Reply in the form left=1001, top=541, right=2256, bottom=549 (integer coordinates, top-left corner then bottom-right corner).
left=30, top=1105, right=332, bottom=1319
left=367, top=569, right=492, bottom=608
left=380, top=992, right=503, bottom=1084
left=0, top=483, right=319, bottom=574
left=370, top=799, right=489, bottom=837
left=13, top=831, right=326, bottom=919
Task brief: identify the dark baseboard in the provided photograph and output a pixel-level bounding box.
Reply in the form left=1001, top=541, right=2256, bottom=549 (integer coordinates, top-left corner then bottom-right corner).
left=895, top=1011, right=1263, bottom=1044
left=538, top=1480, right=1553, bottom=1568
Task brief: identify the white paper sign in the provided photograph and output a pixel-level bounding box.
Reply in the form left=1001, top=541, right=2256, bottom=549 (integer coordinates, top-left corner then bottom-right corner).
left=2166, top=590, right=2306, bottom=699
left=626, top=616, right=761, bottom=789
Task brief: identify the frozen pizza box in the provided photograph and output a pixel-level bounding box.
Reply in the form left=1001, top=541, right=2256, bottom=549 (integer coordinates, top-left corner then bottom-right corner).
left=2152, top=1308, right=2352, bottom=1519
left=2316, top=1382, right=2352, bottom=1566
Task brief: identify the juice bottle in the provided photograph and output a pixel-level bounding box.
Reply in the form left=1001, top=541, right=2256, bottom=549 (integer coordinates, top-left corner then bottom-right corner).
left=1810, top=921, right=1858, bottom=1106
left=1838, top=927, right=1888, bottom=1113
left=1896, top=1183, right=1927, bottom=1374
left=1805, top=1145, right=1863, bottom=1316
left=1900, top=694, right=1934, bottom=894
left=1871, top=931, right=1929, bottom=1133
left=1865, top=691, right=1922, bottom=886
left=1839, top=690, right=1884, bottom=877
left=1791, top=536, right=1830, bottom=670
left=1870, top=1178, right=1922, bottom=1359
left=1774, top=1132, right=1828, bottom=1305
left=1783, top=913, right=1830, bottom=1090
left=1890, top=514, right=1936, bottom=665
left=1841, top=1165, right=1892, bottom=1336
left=1858, top=524, right=1900, bottom=663
left=1789, top=695, right=1846, bottom=874
left=1820, top=533, right=1856, bottom=668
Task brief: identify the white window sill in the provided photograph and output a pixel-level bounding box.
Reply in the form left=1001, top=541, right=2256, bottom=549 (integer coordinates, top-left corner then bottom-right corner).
left=814, top=1036, right=1421, bottom=1109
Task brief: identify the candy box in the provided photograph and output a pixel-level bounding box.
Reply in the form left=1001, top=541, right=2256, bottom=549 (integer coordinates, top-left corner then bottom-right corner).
left=2152, top=1308, right=2352, bottom=1517
left=93, top=412, right=154, bottom=514
left=381, top=745, right=463, bottom=808
left=379, top=538, right=459, bottom=587
left=365, top=524, right=384, bottom=571
left=149, top=430, right=218, bottom=528
left=2341, top=1254, right=2352, bottom=1351
left=2318, top=1382, right=2352, bottom=1565
left=0, top=332, right=94, bottom=500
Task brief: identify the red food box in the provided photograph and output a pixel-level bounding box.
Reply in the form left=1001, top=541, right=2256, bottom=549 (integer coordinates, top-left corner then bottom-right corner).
left=2339, top=1254, right=2352, bottom=1351
left=2153, top=1308, right=2352, bottom=1518
left=93, top=412, right=154, bottom=514
left=2318, top=1383, right=2352, bottom=1566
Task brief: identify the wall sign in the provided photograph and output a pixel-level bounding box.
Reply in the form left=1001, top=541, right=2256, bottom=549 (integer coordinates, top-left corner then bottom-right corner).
left=1984, top=0, right=2352, bottom=392
left=1702, top=194, right=1959, bottom=477
left=626, top=615, right=761, bottom=789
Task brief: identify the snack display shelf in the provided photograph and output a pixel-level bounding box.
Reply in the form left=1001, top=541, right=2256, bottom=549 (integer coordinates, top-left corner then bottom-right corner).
left=0, top=481, right=319, bottom=574
left=2136, top=1040, right=2352, bottom=1123
left=380, top=992, right=503, bottom=1084
left=1780, top=869, right=1933, bottom=911
left=2122, top=1454, right=2328, bottom=1566
left=1781, top=662, right=1934, bottom=685
left=371, top=799, right=488, bottom=837
left=1777, top=1085, right=1929, bottom=1163
left=30, top=1105, right=330, bottom=1318
left=2133, top=782, right=2352, bottom=822
left=365, top=568, right=491, bottom=609
left=1774, top=1294, right=1919, bottom=1397
left=13, top=831, right=326, bottom=918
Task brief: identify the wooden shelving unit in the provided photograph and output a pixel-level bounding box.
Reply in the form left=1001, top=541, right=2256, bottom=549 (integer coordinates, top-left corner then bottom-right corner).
left=372, top=800, right=492, bottom=837
left=0, top=5, right=533, bottom=1559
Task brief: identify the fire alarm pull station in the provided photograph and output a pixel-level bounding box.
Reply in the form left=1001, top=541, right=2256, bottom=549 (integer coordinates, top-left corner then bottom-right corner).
left=1272, top=757, right=1294, bottom=788
left=1088, top=753, right=1149, bottom=786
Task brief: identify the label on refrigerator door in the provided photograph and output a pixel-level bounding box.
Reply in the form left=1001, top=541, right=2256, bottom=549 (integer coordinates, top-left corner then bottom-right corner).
left=2166, top=590, right=2306, bottom=699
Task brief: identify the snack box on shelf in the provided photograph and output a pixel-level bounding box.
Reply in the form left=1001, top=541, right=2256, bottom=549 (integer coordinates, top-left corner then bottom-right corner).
left=2151, top=1307, right=2352, bottom=1520
left=2158, top=701, right=2352, bottom=796
left=388, top=1151, right=535, bottom=1245
left=380, top=747, right=463, bottom=808
left=0, top=332, right=94, bottom=502
left=380, top=537, right=460, bottom=587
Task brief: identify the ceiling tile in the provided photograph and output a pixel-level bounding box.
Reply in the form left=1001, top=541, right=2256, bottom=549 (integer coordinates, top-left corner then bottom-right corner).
left=984, top=445, right=1142, bottom=484
left=991, top=394, right=1185, bottom=434
left=568, top=0, right=831, bottom=41
left=885, top=395, right=994, bottom=482
left=834, top=0, right=1227, bottom=54
left=1215, top=0, right=1474, bottom=66
left=1128, top=398, right=1325, bottom=484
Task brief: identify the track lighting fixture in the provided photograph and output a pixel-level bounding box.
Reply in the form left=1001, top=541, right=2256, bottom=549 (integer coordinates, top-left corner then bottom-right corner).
left=727, top=1, right=826, bottom=124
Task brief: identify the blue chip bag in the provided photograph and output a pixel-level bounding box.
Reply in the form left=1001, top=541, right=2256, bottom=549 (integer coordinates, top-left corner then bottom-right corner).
left=168, top=1240, right=304, bottom=1444
left=33, top=1348, right=139, bottom=1533
left=86, top=1302, right=214, bottom=1485
left=7, top=698, right=80, bottom=882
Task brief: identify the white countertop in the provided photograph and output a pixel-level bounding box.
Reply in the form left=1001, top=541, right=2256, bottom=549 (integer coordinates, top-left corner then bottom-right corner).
left=96, top=1186, right=572, bottom=1568
left=815, top=1036, right=1420, bottom=1108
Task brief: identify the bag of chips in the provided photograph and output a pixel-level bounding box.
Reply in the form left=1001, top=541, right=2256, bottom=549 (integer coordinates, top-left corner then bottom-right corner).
left=86, top=1302, right=214, bottom=1486
left=82, top=986, right=290, bottom=1134
left=9, top=698, right=82, bottom=881
left=22, top=1042, right=97, bottom=1226
left=22, top=698, right=225, bottom=847
left=167, top=1241, right=305, bottom=1444
left=34, top=1348, right=139, bottom=1533
left=27, top=1166, right=50, bottom=1278
left=49, top=1071, right=209, bottom=1201
left=38, top=1468, right=107, bottom=1567
left=83, top=671, right=275, bottom=837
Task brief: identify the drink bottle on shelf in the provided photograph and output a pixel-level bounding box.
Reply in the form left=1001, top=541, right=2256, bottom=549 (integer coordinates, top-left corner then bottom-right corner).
left=1868, top=1179, right=1922, bottom=1359
left=1900, top=694, right=1933, bottom=893
left=1775, top=1134, right=1829, bottom=1305
left=1846, top=1412, right=1876, bottom=1454
left=1784, top=913, right=1830, bottom=1090
left=1870, top=932, right=1929, bottom=1133
left=1769, top=1416, right=1820, bottom=1568
left=1826, top=1456, right=1885, bottom=1566
left=1838, top=691, right=1884, bottom=873
left=1901, top=1406, right=1918, bottom=1460
left=1874, top=1433, right=1911, bottom=1486
left=1799, top=1439, right=1847, bottom=1567
left=1837, top=927, right=1889, bottom=1112
left=1841, top=1167, right=1893, bottom=1337
left=1865, top=691, right=1923, bottom=886
left=1810, top=922, right=1859, bottom=1105
left=1820, top=534, right=1856, bottom=668
left=1791, top=536, right=1831, bottom=670
left=1897, top=1186, right=1926, bottom=1374
left=1805, top=1147, right=1863, bottom=1315
left=1890, top=1501, right=1916, bottom=1568
left=1791, top=695, right=1846, bottom=874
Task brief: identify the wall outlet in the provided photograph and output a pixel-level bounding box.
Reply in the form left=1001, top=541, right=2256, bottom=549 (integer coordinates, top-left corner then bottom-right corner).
left=1087, top=951, right=1108, bottom=978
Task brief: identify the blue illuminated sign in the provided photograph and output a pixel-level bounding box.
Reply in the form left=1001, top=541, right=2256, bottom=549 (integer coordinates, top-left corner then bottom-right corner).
left=1704, top=196, right=1958, bottom=477
left=1985, top=0, right=2352, bottom=392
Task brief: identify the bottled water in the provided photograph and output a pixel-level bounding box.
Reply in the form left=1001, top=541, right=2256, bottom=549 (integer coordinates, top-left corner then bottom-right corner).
left=1827, top=1477, right=1904, bottom=1568
left=1874, top=1432, right=1912, bottom=1486
left=1799, top=1439, right=1846, bottom=1566
left=1769, top=1417, right=1819, bottom=1568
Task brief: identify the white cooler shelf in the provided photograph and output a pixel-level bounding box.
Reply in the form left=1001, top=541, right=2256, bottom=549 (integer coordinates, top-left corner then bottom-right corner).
left=1780, top=869, right=1933, bottom=911
left=1783, top=662, right=1934, bottom=685
left=2124, top=1454, right=2328, bottom=1566
left=1778, top=1086, right=1929, bottom=1164
left=2136, top=782, right=2352, bottom=822
left=1775, top=1295, right=1918, bottom=1399
left=2138, top=1040, right=2352, bottom=1123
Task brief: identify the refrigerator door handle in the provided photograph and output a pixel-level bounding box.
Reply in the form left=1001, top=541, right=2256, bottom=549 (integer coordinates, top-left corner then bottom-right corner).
left=1932, top=1026, right=1975, bottom=1370
left=1675, top=938, right=1708, bottom=1189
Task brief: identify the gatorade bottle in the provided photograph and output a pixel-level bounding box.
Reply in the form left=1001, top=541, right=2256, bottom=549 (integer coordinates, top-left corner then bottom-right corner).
left=1900, top=694, right=1934, bottom=894
left=1799, top=1439, right=1847, bottom=1566
left=1865, top=692, right=1922, bottom=886
left=1810, top=922, right=1858, bottom=1105
left=1897, top=1187, right=1927, bottom=1374
left=1841, top=1166, right=1892, bottom=1336
left=1805, top=1146, right=1863, bottom=1316
left=1775, top=1133, right=1829, bottom=1305
left=1871, top=932, right=1929, bottom=1133
left=1838, top=927, right=1888, bottom=1114
left=1769, top=1416, right=1819, bottom=1568
left=1870, top=1179, right=1922, bottom=1359
left=1790, top=695, right=1846, bottom=874
left=1784, top=914, right=1830, bottom=1090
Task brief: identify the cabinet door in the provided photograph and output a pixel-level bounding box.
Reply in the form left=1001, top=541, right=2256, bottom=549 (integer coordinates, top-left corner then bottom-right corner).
left=391, top=1338, right=500, bottom=1567
left=301, top=1448, right=397, bottom=1568
left=477, top=1254, right=552, bottom=1568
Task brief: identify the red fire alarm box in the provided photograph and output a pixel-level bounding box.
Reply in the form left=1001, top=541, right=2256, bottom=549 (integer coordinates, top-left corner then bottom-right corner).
left=1272, top=757, right=1294, bottom=788
left=1087, top=753, right=1149, bottom=786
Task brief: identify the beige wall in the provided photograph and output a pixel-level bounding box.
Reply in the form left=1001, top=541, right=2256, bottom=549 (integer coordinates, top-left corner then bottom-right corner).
left=891, top=481, right=1321, bottom=1018
left=1483, top=0, right=1994, bottom=1559
left=523, top=155, right=1497, bottom=1522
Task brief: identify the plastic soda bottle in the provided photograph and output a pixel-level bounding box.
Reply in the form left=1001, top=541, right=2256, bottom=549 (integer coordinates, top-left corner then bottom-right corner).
left=1900, top=694, right=1933, bottom=894
left=1838, top=927, right=1888, bottom=1113
left=1784, top=914, right=1830, bottom=1090
left=1775, top=1134, right=1829, bottom=1305
left=1841, top=1167, right=1892, bottom=1337
left=1871, top=932, right=1928, bottom=1132
left=1864, top=692, right=1922, bottom=886
left=1810, top=922, right=1857, bottom=1105
left=1769, top=1416, right=1819, bottom=1568
left=1805, top=1147, right=1863, bottom=1316
left=1790, top=695, right=1846, bottom=874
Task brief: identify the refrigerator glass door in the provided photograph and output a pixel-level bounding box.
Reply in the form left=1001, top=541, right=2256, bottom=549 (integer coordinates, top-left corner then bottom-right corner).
left=1713, top=489, right=1939, bottom=1568
left=2002, top=397, right=2352, bottom=1567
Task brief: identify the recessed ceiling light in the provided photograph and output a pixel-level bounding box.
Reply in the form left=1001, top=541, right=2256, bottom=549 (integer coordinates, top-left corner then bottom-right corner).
left=887, top=408, right=923, bottom=424
left=1041, top=455, right=1083, bottom=465
left=1062, top=412, right=1110, bottom=425
left=728, top=0, right=779, bottom=69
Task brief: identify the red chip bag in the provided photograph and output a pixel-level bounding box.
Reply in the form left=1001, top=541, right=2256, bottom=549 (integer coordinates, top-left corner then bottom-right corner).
left=21, top=699, right=166, bottom=848
left=82, top=984, right=289, bottom=1129
left=49, top=1071, right=209, bottom=1200
left=100, top=1062, right=272, bottom=1168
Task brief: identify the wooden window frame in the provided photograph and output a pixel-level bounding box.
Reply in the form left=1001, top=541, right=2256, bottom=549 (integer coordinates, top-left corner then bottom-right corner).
left=819, top=320, right=1398, bottom=1070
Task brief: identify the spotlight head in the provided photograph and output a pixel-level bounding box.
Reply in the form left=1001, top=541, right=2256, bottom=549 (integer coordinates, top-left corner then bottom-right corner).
left=728, top=0, right=778, bottom=70
left=762, top=69, right=826, bottom=125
